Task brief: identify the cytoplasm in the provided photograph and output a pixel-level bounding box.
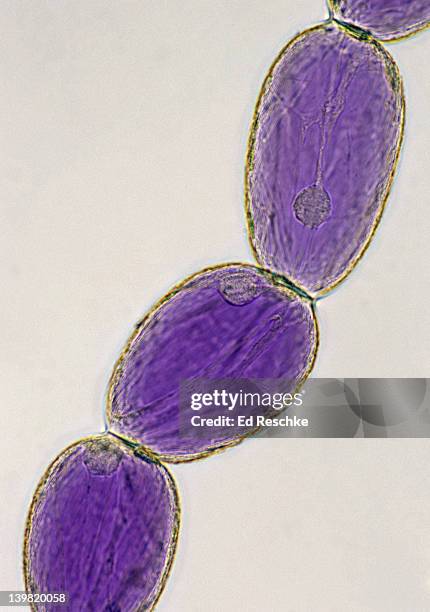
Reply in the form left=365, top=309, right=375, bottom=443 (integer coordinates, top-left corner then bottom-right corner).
left=107, top=264, right=318, bottom=461
left=331, top=0, right=430, bottom=41
left=24, top=436, right=179, bottom=612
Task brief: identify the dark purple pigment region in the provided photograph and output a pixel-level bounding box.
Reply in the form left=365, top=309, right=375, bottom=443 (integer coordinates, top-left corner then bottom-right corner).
left=107, top=265, right=317, bottom=461
left=24, top=436, right=179, bottom=611
left=332, top=0, right=430, bottom=40
left=246, top=23, right=403, bottom=296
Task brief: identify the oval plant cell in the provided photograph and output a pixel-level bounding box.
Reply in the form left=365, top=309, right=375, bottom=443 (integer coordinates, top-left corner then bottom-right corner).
left=331, top=0, right=430, bottom=41
left=107, top=264, right=318, bottom=462
left=246, top=23, right=404, bottom=296
left=24, top=436, right=179, bottom=611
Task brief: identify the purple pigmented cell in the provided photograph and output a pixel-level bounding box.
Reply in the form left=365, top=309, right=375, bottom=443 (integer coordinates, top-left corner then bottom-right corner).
left=246, top=23, right=404, bottom=296
left=331, top=0, right=430, bottom=41
left=24, top=436, right=179, bottom=611
left=107, top=264, right=318, bottom=461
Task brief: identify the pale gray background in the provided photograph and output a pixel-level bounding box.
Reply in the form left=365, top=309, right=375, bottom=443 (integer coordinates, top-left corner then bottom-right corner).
left=1, top=1, right=429, bottom=610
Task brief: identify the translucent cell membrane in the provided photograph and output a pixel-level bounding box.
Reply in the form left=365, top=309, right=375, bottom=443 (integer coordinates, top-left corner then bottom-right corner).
left=107, top=264, right=318, bottom=461
left=24, top=436, right=179, bottom=612
left=331, top=0, right=430, bottom=41
left=246, top=23, right=404, bottom=297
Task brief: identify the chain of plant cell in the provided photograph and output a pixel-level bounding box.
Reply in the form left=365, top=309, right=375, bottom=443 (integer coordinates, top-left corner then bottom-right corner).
left=23, top=2, right=429, bottom=610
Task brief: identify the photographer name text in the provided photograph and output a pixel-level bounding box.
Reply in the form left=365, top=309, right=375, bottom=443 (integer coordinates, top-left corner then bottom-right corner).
left=190, top=414, right=308, bottom=428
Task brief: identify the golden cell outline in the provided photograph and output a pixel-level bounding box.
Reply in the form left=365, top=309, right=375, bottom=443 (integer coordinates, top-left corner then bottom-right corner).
left=23, top=434, right=181, bottom=612
left=244, top=20, right=405, bottom=299
left=106, top=261, right=320, bottom=464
